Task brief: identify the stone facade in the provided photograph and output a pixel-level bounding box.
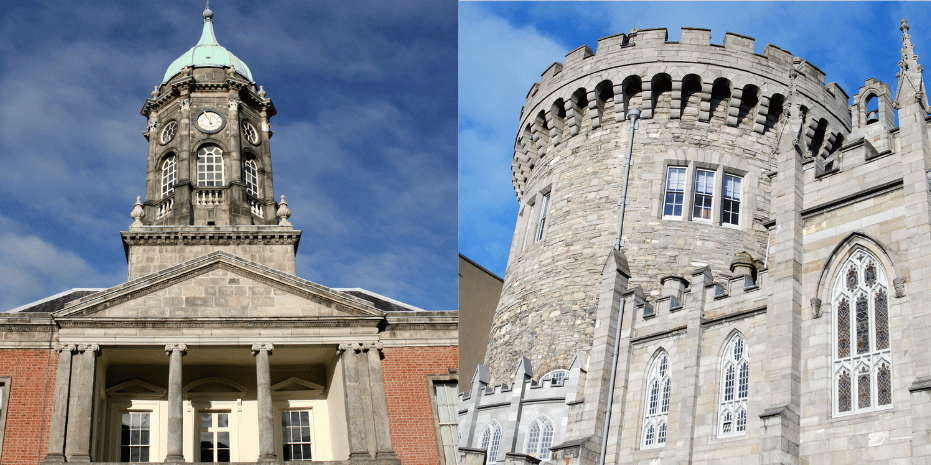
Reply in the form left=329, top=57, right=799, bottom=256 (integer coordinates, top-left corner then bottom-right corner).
left=462, top=21, right=931, bottom=465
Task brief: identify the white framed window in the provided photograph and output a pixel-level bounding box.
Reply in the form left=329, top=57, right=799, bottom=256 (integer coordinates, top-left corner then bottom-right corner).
left=521, top=202, right=535, bottom=251
left=722, top=174, right=741, bottom=226
left=197, top=146, right=225, bottom=187
left=199, top=411, right=232, bottom=462
left=161, top=156, right=177, bottom=198
left=535, top=192, right=550, bottom=242
left=641, top=351, right=670, bottom=449
left=718, top=334, right=749, bottom=437
left=430, top=381, right=458, bottom=465
left=540, top=369, right=569, bottom=386
left=663, top=167, right=686, bottom=218
left=479, top=421, right=502, bottom=464
left=692, top=169, right=714, bottom=221
left=281, top=410, right=313, bottom=461
left=120, top=411, right=152, bottom=462
left=833, top=250, right=893, bottom=416
left=524, top=415, right=555, bottom=461
left=243, top=159, right=259, bottom=197
left=0, top=378, right=9, bottom=460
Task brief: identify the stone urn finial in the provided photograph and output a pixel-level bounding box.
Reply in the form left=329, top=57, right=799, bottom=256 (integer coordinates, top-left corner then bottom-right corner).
left=131, top=196, right=145, bottom=227
left=258, top=85, right=266, bottom=99
left=151, top=86, right=159, bottom=98
left=276, top=195, right=292, bottom=226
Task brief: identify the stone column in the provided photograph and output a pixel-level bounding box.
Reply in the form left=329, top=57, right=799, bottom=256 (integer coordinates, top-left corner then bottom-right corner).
left=339, top=343, right=371, bottom=460
left=365, top=342, right=399, bottom=462
left=252, top=343, right=276, bottom=463
left=42, top=344, right=76, bottom=463
left=164, top=344, right=187, bottom=462
left=64, top=344, right=99, bottom=462
left=227, top=98, right=242, bottom=184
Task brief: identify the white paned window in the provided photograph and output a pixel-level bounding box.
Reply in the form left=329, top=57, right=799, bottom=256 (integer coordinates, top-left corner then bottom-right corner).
left=243, top=159, right=258, bottom=197
left=535, top=193, right=550, bottom=242
left=522, top=203, right=535, bottom=251
left=541, top=369, right=569, bottom=386
left=281, top=410, right=312, bottom=461
left=692, top=169, right=714, bottom=221
left=197, top=146, right=225, bottom=187
left=120, top=412, right=151, bottom=463
left=200, top=412, right=231, bottom=462
left=161, top=157, right=177, bottom=198
left=834, top=250, right=892, bottom=416
left=719, top=334, right=749, bottom=437
left=524, top=416, right=555, bottom=461
left=433, top=382, right=458, bottom=465
left=480, top=421, right=502, bottom=465
left=722, top=174, right=741, bottom=226
left=641, top=351, right=670, bottom=449
left=663, top=167, right=686, bottom=218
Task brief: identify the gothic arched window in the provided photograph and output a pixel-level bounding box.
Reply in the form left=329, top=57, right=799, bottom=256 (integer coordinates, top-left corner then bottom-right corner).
left=197, top=146, right=225, bottom=187
left=641, top=351, right=670, bottom=449
left=161, top=156, right=176, bottom=198
left=834, top=249, right=892, bottom=415
left=243, top=158, right=258, bottom=197
left=719, top=333, right=749, bottom=437
left=479, top=421, right=502, bottom=465
left=524, top=415, right=554, bottom=461
left=540, top=369, right=569, bottom=386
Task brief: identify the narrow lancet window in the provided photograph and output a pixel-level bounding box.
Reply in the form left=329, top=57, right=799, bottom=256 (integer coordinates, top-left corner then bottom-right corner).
left=719, top=334, right=749, bottom=437
left=642, top=351, right=670, bottom=449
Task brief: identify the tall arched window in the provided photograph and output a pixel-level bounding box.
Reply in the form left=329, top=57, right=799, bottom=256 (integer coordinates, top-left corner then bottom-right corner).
left=719, top=333, right=749, bottom=437
left=197, top=146, right=224, bottom=187
left=243, top=158, right=258, bottom=197
left=641, top=351, right=670, bottom=449
left=479, top=421, right=501, bottom=465
left=161, top=156, right=176, bottom=198
left=524, top=415, right=554, bottom=461
left=834, top=249, right=892, bottom=415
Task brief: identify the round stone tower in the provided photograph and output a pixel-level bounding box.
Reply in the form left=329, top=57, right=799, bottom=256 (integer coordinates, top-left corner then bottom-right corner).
left=485, top=27, right=852, bottom=382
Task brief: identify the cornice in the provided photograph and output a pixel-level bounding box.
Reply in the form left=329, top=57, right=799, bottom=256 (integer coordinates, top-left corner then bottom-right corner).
left=55, top=317, right=380, bottom=329
left=141, top=76, right=276, bottom=117
left=121, top=229, right=301, bottom=247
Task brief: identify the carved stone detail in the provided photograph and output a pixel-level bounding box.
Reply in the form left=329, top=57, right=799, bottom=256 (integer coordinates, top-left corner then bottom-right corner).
left=811, top=297, right=822, bottom=319
left=894, top=277, right=906, bottom=298
left=251, top=343, right=274, bottom=355
left=131, top=196, right=145, bottom=227
left=164, top=344, right=188, bottom=356
left=180, top=99, right=191, bottom=112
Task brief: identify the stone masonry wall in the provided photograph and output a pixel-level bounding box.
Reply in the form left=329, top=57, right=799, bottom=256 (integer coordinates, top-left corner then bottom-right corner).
left=0, top=348, right=56, bottom=465
left=381, top=346, right=458, bottom=465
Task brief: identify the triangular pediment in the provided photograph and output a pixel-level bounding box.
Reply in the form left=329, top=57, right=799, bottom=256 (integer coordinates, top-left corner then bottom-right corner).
left=272, top=377, right=324, bottom=392
left=106, top=378, right=166, bottom=398
left=55, top=252, right=384, bottom=323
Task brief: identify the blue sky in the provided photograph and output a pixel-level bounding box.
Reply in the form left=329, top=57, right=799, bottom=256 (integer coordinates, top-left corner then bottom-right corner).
left=0, top=0, right=456, bottom=311
left=459, top=2, right=931, bottom=279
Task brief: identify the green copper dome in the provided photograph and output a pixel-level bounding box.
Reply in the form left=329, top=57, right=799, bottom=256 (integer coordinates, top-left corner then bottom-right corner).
left=162, top=8, right=254, bottom=84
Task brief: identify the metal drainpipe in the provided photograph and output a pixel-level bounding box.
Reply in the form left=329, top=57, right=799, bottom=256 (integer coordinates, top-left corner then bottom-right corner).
left=600, top=108, right=640, bottom=465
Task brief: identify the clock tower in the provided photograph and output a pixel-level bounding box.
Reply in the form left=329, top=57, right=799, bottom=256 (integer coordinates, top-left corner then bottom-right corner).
left=139, top=5, right=277, bottom=226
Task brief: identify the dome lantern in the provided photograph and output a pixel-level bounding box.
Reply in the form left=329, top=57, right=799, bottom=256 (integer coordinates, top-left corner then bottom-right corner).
left=161, top=6, right=253, bottom=84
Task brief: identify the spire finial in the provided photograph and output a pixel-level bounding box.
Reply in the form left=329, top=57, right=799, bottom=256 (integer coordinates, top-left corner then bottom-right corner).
left=203, top=1, right=213, bottom=21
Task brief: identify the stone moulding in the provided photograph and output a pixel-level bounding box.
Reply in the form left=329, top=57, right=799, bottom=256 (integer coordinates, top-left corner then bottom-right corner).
left=54, top=318, right=375, bottom=329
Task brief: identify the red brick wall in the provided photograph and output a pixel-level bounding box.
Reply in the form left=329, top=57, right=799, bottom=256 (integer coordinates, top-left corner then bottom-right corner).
left=382, top=346, right=457, bottom=465
left=0, top=349, right=55, bottom=465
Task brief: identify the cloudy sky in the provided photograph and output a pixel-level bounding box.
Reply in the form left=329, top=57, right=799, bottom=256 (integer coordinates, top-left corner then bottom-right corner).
left=0, top=0, right=456, bottom=311
left=459, top=2, right=931, bottom=279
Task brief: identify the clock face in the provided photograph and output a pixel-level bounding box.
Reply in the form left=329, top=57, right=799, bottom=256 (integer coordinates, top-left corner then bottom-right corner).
left=160, top=120, right=177, bottom=144
left=197, top=111, right=224, bottom=132
left=241, top=120, right=259, bottom=144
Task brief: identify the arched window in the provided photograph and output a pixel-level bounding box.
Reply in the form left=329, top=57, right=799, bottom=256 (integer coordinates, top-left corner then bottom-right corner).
left=834, top=249, right=892, bottom=415
left=197, top=146, right=224, bottom=187
left=161, top=156, right=176, bottom=198
left=243, top=158, right=258, bottom=197
left=479, top=421, right=502, bottom=465
left=524, top=415, right=554, bottom=461
left=641, top=351, right=670, bottom=449
left=719, top=333, right=749, bottom=437
left=540, top=369, right=569, bottom=386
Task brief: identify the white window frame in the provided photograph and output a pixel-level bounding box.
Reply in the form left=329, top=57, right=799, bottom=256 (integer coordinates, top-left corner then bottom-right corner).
left=641, top=351, right=670, bottom=449
left=196, top=146, right=225, bottom=187
left=108, top=401, right=161, bottom=463
left=691, top=169, right=715, bottom=222
left=427, top=375, right=458, bottom=465
left=523, top=415, right=555, bottom=461
left=832, top=249, right=893, bottom=417
left=540, top=369, right=569, bottom=386
left=721, top=173, right=742, bottom=228
left=535, top=192, right=550, bottom=242
left=280, top=409, right=314, bottom=461
left=198, top=410, right=233, bottom=463
left=718, top=333, right=749, bottom=437
left=479, top=421, right=502, bottom=465
left=243, top=158, right=259, bottom=198
left=161, top=156, right=177, bottom=198
left=663, top=167, right=686, bottom=219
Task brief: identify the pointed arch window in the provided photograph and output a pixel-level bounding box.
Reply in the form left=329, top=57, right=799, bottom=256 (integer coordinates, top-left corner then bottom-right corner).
left=833, top=250, right=893, bottom=416
left=243, top=158, right=258, bottom=197
left=479, top=421, right=502, bottom=465
left=524, top=415, right=554, bottom=461
left=641, top=351, right=670, bottom=449
left=197, top=146, right=225, bottom=187
left=719, top=333, right=749, bottom=437
left=161, top=156, right=176, bottom=198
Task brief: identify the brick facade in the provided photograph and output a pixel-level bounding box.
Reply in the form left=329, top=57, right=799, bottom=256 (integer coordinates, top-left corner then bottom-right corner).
left=382, top=346, right=457, bottom=465
left=0, top=349, right=55, bottom=465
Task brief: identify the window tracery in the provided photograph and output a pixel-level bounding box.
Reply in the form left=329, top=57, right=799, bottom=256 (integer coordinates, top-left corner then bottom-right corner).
left=719, top=333, right=749, bottom=437
left=642, top=351, right=670, bottom=449
left=480, top=421, right=501, bottom=465
left=524, top=415, right=554, bottom=461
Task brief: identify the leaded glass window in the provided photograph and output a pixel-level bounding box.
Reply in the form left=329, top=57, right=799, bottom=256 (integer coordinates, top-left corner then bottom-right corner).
left=161, top=156, right=176, bottom=198
left=480, top=421, right=502, bottom=465
left=692, top=169, right=714, bottom=221
left=524, top=416, right=554, bottom=461
left=719, top=334, right=749, bottom=437
left=833, top=250, right=893, bottom=416
left=243, top=159, right=258, bottom=197
left=663, top=167, right=686, bottom=218
left=642, top=351, right=670, bottom=449
left=197, top=146, right=225, bottom=187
